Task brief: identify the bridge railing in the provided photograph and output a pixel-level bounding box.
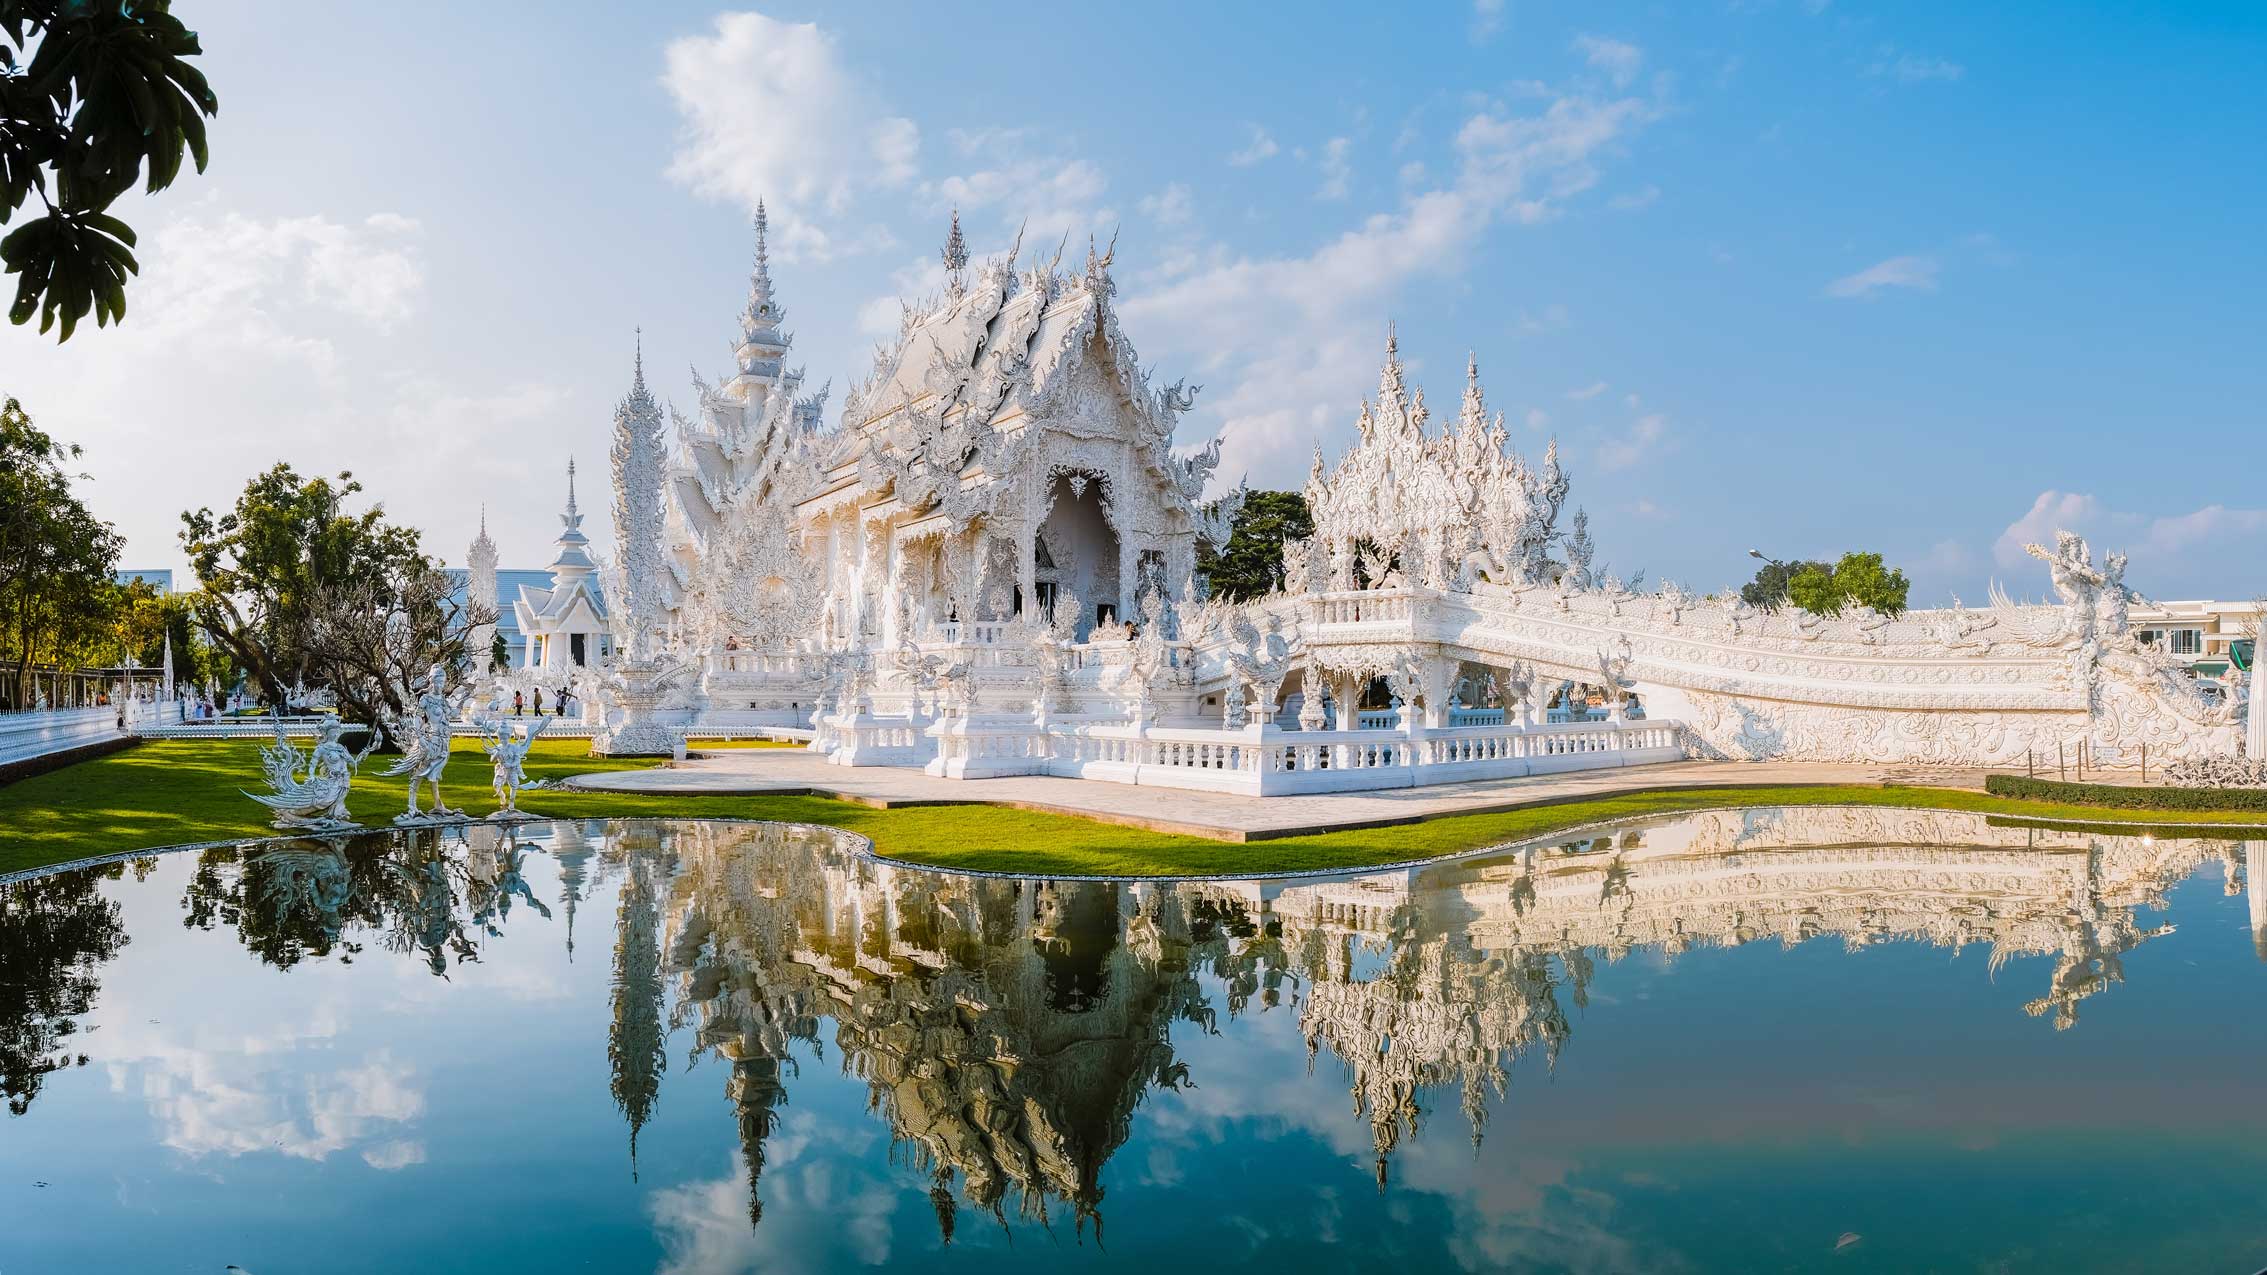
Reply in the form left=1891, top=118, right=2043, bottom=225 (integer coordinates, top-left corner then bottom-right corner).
left=1038, top=717, right=1686, bottom=796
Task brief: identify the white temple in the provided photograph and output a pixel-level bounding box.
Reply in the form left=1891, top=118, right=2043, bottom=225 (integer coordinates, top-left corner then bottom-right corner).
left=512, top=459, right=612, bottom=675
left=541, top=205, right=2245, bottom=779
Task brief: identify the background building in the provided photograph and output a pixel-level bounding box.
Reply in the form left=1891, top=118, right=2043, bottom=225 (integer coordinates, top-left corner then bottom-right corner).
left=2129, top=599, right=2259, bottom=682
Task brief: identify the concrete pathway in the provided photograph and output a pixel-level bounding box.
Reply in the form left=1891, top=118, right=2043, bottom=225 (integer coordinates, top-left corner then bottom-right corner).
left=563, top=748, right=1991, bottom=841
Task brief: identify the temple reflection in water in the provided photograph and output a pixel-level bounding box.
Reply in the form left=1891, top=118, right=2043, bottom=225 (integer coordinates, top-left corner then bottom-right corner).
left=617, top=811, right=2264, bottom=1236
left=132, top=811, right=2267, bottom=1243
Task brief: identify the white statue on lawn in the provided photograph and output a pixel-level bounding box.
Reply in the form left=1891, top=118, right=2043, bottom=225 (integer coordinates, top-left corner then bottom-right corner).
left=382, top=664, right=471, bottom=823
left=477, top=714, right=549, bottom=818
left=245, top=712, right=383, bottom=832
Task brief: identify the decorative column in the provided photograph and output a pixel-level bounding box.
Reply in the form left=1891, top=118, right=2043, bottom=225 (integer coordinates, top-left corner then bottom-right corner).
left=1016, top=518, right=1038, bottom=618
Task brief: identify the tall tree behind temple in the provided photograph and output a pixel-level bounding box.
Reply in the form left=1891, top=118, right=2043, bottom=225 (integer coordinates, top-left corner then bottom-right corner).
left=181, top=463, right=486, bottom=724
left=609, top=851, right=667, bottom=1178
left=0, top=870, right=127, bottom=1116
left=1197, top=489, right=1314, bottom=601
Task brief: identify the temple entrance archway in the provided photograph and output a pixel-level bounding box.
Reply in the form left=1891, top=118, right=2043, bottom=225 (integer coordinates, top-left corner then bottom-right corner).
left=1037, top=472, right=1119, bottom=640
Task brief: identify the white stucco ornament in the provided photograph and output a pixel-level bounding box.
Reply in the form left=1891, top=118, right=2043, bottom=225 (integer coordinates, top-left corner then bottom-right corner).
left=534, top=213, right=2240, bottom=792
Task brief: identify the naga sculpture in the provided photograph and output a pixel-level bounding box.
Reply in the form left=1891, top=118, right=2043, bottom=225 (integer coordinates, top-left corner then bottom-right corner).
left=245, top=712, right=382, bottom=832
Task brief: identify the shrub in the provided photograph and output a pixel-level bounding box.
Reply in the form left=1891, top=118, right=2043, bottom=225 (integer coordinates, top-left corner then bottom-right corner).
left=1983, top=773, right=2267, bottom=812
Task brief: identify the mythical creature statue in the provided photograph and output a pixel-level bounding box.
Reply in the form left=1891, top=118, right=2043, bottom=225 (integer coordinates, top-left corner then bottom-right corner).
left=245, top=712, right=382, bottom=832
left=1215, top=604, right=1296, bottom=727
left=1596, top=638, right=1636, bottom=720
left=1502, top=660, right=1537, bottom=724
left=381, top=664, right=471, bottom=824
left=476, top=715, right=550, bottom=818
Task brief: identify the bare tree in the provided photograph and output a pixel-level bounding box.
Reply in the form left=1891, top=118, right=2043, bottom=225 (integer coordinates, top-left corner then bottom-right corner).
left=302, top=560, right=492, bottom=737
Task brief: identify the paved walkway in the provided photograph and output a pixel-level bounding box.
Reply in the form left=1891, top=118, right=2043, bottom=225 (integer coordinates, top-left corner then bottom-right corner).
left=563, top=748, right=1992, bottom=841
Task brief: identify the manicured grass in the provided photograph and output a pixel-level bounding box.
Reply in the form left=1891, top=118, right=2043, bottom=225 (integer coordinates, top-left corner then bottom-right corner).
left=4, top=739, right=2264, bottom=879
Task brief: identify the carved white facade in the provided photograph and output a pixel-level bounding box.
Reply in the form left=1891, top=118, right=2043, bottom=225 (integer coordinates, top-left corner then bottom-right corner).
left=572, top=212, right=2245, bottom=784
left=513, top=460, right=613, bottom=675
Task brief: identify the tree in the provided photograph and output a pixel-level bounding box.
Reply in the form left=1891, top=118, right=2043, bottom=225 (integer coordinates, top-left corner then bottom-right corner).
left=0, top=396, right=122, bottom=704
left=1740, top=558, right=1830, bottom=611
left=300, top=557, right=486, bottom=729
left=1, top=1, right=219, bottom=340
left=0, top=868, right=126, bottom=1116
left=180, top=463, right=482, bottom=723
left=1196, top=489, right=1314, bottom=601
left=1784, top=551, right=1911, bottom=618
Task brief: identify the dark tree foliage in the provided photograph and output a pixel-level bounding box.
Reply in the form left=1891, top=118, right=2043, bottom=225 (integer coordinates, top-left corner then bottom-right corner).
left=1, top=1, right=219, bottom=339
left=180, top=463, right=477, bottom=724
left=1196, top=489, right=1314, bottom=601
left=1739, top=558, right=1830, bottom=611
left=0, top=867, right=127, bottom=1116
left=0, top=396, right=122, bottom=703
left=181, top=832, right=547, bottom=977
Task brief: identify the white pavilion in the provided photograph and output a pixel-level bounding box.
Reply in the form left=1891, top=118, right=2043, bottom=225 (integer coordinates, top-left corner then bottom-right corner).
left=511, top=459, right=612, bottom=675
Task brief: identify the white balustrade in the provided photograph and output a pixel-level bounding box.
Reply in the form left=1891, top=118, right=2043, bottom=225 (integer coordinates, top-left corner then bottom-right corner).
left=1034, top=716, right=1686, bottom=796
left=0, top=706, right=123, bottom=767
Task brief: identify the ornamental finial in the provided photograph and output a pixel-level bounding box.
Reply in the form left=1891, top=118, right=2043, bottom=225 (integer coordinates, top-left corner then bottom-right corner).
left=566, top=456, right=578, bottom=516
left=941, top=208, right=969, bottom=275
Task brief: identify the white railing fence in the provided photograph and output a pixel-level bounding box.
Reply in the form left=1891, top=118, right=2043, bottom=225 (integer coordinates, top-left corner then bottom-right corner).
left=0, top=706, right=124, bottom=768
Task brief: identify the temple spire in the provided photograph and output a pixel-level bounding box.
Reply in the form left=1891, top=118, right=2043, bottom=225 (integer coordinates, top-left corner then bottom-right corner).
left=566, top=457, right=579, bottom=520
left=941, top=208, right=968, bottom=275
left=749, top=203, right=775, bottom=319
left=731, top=201, right=791, bottom=397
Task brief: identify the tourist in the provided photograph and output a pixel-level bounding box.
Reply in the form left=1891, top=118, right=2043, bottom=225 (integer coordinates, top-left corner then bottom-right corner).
left=513, top=689, right=524, bottom=717
left=532, top=687, right=543, bottom=716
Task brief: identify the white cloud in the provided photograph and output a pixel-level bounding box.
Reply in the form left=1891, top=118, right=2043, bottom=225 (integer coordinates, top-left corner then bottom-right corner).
left=1869, top=48, right=1966, bottom=83
left=1141, top=182, right=1195, bottom=227
left=1608, top=184, right=1660, bottom=211
left=1994, top=491, right=2267, bottom=593
left=925, top=127, right=1113, bottom=244
left=1228, top=124, right=1280, bottom=167
left=1825, top=254, right=1939, bottom=298
left=1525, top=407, right=1549, bottom=429
left=1122, top=85, right=1660, bottom=492
left=0, top=198, right=576, bottom=578
left=1597, top=411, right=1667, bottom=471
left=1574, top=35, right=1645, bottom=89
left=1471, top=0, right=1506, bottom=43
left=855, top=253, right=950, bottom=340
left=661, top=11, right=919, bottom=261
left=1317, top=136, right=1353, bottom=201
left=1565, top=381, right=1609, bottom=400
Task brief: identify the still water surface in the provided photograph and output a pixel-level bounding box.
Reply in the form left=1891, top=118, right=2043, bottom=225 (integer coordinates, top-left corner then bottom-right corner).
left=4, top=811, right=2266, bottom=1273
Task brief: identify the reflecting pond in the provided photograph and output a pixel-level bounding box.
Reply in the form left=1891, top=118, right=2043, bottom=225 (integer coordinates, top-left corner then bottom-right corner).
left=5, top=811, right=2267, bottom=1273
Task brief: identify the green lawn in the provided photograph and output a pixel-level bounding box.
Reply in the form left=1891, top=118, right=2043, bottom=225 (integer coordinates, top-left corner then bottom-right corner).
left=3, top=738, right=2264, bottom=879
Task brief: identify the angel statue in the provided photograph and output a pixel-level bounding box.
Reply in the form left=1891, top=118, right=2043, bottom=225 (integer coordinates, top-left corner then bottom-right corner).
left=245, top=712, right=382, bottom=832
left=381, top=664, right=472, bottom=824
left=478, top=715, right=550, bottom=818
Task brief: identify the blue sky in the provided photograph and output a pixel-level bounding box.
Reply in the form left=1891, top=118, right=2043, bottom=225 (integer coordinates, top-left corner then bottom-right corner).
left=5, top=1, right=2261, bottom=603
